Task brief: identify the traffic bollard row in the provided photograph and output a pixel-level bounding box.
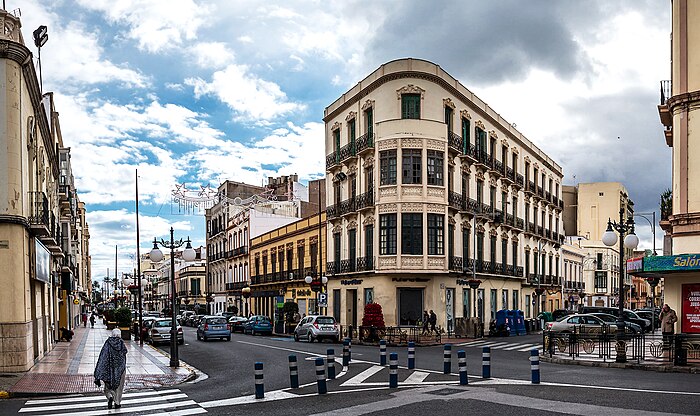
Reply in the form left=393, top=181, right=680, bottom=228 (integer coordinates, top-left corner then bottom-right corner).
left=288, top=355, right=299, bottom=389
left=408, top=341, right=415, bottom=369
left=443, top=344, right=452, bottom=374
left=254, top=362, right=264, bottom=399
left=379, top=339, right=387, bottom=366
left=482, top=346, right=491, bottom=379
left=342, top=339, right=350, bottom=366
left=327, top=349, right=336, bottom=380
left=389, top=352, right=398, bottom=388
left=530, top=349, right=540, bottom=384
left=315, top=357, right=327, bottom=394
left=458, top=350, right=468, bottom=385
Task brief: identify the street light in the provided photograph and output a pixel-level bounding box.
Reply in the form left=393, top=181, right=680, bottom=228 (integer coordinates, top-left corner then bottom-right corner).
left=305, top=274, right=328, bottom=314
left=602, top=207, right=639, bottom=363
left=241, top=286, right=251, bottom=317
left=149, top=227, right=196, bottom=368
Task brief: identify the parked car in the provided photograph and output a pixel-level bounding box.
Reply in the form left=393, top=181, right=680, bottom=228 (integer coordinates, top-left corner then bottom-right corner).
left=188, top=314, right=205, bottom=327
left=243, top=315, right=273, bottom=335
left=293, top=315, right=340, bottom=343
left=579, top=306, right=651, bottom=332
left=197, top=316, right=231, bottom=342
left=546, top=314, right=606, bottom=335
left=180, top=311, right=194, bottom=325
left=228, top=316, right=247, bottom=333
left=149, top=318, right=184, bottom=345
left=634, top=310, right=660, bottom=329
left=219, top=312, right=236, bottom=320
left=139, top=317, right=158, bottom=342
left=589, top=313, right=642, bottom=334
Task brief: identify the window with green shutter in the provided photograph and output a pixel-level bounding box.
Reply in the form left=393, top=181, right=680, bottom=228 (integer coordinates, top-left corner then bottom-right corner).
left=461, top=117, right=470, bottom=152
left=401, top=94, right=421, bottom=119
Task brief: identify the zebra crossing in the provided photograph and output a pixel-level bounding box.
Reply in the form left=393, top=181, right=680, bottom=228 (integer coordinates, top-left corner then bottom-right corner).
left=18, top=388, right=205, bottom=416
left=456, top=339, right=541, bottom=352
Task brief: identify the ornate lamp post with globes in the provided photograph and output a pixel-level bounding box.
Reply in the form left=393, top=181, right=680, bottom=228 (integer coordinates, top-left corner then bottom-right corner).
left=602, top=207, right=639, bottom=363
left=149, top=227, right=196, bottom=368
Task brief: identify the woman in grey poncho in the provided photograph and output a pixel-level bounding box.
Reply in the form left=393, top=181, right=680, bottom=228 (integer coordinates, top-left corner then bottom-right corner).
left=94, top=328, right=128, bottom=409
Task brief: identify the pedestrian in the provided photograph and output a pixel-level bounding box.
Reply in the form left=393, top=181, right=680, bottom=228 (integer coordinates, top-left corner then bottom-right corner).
left=82, top=313, right=88, bottom=328
left=429, top=310, right=437, bottom=334
left=94, top=328, right=128, bottom=410
left=90, top=313, right=96, bottom=328
left=659, top=304, right=678, bottom=349
left=421, top=310, right=429, bottom=335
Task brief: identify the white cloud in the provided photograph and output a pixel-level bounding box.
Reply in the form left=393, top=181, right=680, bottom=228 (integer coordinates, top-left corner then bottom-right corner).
left=75, top=0, right=212, bottom=53
left=185, top=64, right=305, bottom=122
left=192, top=42, right=234, bottom=69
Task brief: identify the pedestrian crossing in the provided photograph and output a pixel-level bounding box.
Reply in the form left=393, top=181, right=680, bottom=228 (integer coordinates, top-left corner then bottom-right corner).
left=19, top=388, right=206, bottom=416
left=456, top=339, right=541, bottom=352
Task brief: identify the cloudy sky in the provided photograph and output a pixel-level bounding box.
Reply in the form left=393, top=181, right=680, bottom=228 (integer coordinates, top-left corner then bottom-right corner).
left=15, top=0, right=671, bottom=281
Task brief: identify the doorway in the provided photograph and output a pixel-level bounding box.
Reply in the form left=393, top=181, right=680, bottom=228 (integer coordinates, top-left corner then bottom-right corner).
left=398, top=288, right=423, bottom=326
left=347, top=289, right=358, bottom=328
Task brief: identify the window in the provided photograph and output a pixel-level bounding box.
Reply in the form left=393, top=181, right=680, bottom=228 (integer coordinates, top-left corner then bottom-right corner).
left=501, top=238, right=507, bottom=267
left=401, top=93, right=421, bottom=119
left=490, top=289, right=497, bottom=320
left=461, top=117, right=470, bottom=151
left=402, top=149, right=422, bottom=184
left=476, top=180, right=484, bottom=207
left=262, top=255, right=268, bottom=277
left=334, top=233, right=341, bottom=271
left=512, top=241, right=518, bottom=268
left=348, top=229, right=357, bottom=268
left=448, top=165, right=454, bottom=192
left=297, top=245, right=304, bottom=273
left=513, top=290, right=519, bottom=311
left=525, top=250, right=530, bottom=277
left=444, top=106, right=453, bottom=132
left=364, top=288, right=374, bottom=305
left=287, top=249, right=293, bottom=277
left=379, top=214, right=397, bottom=255
left=279, top=250, right=284, bottom=275
left=502, top=146, right=508, bottom=170
left=401, top=213, right=423, bottom=255
left=501, top=191, right=507, bottom=215
left=427, top=150, right=444, bottom=186
left=365, top=107, right=374, bottom=136
left=311, top=242, right=318, bottom=272
left=490, top=186, right=496, bottom=210
left=365, top=225, right=374, bottom=264
left=448, top=224, right=455, bottom=257
left=348, top=119, right=356, bottom=145
left=489, top=235, right=497, bottom=270
left=365, top=166, right=374, bottom=192
left=512, top=153, right=517, bottom=175
left=380, top=150, right=397, bottom=185
left=271, top=252, right=277, bottom=275
left=462, top=228, right=470, bottom=262
left=476, top=231, right=484, bottom=265
left=255, top=257, right=260, bottom=276
left=525, top=294, right=531, bottom=318
left=427, top=214, right=444, bottom=255
left=350, top=175, right=357, bottom=200
left=333, top=129, right=341, bottom=153
left=512, top=196, right=518, bottom=219
left=502, top=289, right=509, bottom=310
left=476, top=127, right=486, bottom=154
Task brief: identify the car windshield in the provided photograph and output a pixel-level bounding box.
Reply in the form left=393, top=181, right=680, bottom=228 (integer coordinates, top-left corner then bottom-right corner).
left=316, top=317, right=335, bottom=324
left=154, top=320, right=172, bottom=328
left=208, top=318, right=227, bottom=324
left=595, top=314, right=615, bottom=322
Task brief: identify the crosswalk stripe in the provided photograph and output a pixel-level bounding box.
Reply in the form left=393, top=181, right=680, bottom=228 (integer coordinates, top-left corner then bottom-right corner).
left=21, top=399, right=199, bottom=416
left=148, top=408, right=208, bottom=416
left=341, top=365, right=384, bottom=386
left=517, top=345, right=540, bottom=352
left=502, top=343, right=535, bottom=351
left=20, top=393, right=188, bottom=413
left=458, top=340, right=490, bottom=347
left=403, top=371, right=430, bottom=384
left=23, top=389, right=182, bottom=406
left=479, top=341, right=509, bottom=348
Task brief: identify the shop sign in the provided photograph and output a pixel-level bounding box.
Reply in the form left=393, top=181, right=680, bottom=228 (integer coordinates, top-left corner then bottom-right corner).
left=626, top=257, right=643, bottom=273
left=73, top=299, right=80, bottom=305
left=644, top=254, right=700, bottom=273
left=341, top=279, right=363, bottom=285
left=682, top=283, right=700, bottom=334
left=391, top=277, right=430, bottom=283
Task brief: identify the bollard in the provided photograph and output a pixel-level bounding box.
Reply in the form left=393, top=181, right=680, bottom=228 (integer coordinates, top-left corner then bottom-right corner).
left=254, top=362, right=264, bottom=399
left=389, top=352, right=398, bottom=388
left=379, top=339, right=387, bottom=366
left=443, top=344, right=452, bottom=374
left=530, top=349, right=540, bottom=384
left=327, top=349, right=336, bottom=380
left=408, top=341, right=415, bottom=369
left=315, top=357, right=327, bottom=394
left=342, top=339, right=350, bottom=366
left=288, top=355, right=299, bottom=389
left=458, top=350, right=468, bottom=385
left=347, top=338, right=352, bottom=362
left=482, top=346, right=491, bottom=379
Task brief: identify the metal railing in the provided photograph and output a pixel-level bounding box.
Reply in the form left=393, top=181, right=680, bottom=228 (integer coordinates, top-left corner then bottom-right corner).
left=448, top=131, right=462, bottom=152
left=660, top=80, right=671, bottom=105
left=357, top=326, right=441, bottom=345
left=356, top=132, right=375, bottom=153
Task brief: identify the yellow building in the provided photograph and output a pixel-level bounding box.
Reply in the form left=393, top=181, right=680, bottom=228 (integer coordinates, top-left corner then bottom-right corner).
left=249, top=212, right=327, bottom=323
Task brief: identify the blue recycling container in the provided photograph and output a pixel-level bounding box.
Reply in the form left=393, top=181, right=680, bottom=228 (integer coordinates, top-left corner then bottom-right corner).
left=514, top=310, right=526, bottom=335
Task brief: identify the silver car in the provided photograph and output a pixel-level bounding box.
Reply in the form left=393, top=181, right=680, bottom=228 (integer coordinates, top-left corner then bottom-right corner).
left=545, top=314, right=605, bottom=335
left=149, top=318, right=184, bottom=345
left=294, top=315, right=339, bottom=343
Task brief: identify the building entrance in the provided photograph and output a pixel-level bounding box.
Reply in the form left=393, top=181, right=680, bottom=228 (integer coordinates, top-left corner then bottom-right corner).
left=398, top=288, right=423, bottom=326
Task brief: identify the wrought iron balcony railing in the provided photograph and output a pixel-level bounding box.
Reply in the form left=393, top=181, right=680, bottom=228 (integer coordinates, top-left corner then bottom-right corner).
left=356, top=132, right=375, bottom=153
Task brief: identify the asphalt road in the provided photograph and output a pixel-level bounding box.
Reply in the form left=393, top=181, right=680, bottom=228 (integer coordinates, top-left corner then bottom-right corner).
left=2, top=327, right=699, bottom=415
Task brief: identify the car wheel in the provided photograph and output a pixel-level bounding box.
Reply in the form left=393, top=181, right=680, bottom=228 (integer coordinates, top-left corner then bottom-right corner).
left=294, top=333, right=299, bottom=342
left=251, top=329, right=256, bottom=336
left=227, top=336, right=231, bottom=341
left=203, top=335, right=208, bottom=342
left=178, top=339, right=184, bottom=345
left=308, top=333, right=314, bottom=343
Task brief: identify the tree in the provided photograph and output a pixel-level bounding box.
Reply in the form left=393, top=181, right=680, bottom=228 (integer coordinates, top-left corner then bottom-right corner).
left=660, top=188, right=672, bottom=220
left=114, top=307, right=132, bottom=328
left=362, top=302, right=385, bottom=328
left=91, top=281, right=103, bottom=303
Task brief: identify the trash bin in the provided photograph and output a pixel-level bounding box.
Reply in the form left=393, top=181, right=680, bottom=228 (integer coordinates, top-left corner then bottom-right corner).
left=514, top=310, right=526, bottom=335
left=674, top=334, right=688, bottom=366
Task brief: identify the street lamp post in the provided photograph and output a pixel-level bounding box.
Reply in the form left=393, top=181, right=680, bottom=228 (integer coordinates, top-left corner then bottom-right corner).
left=241, top=286, right=251, bottom=317
left=149, top=227, right=196, bottom=368
left=602, top=207, right=639, bottom=363
left=305, top=274, right=328, bottom=315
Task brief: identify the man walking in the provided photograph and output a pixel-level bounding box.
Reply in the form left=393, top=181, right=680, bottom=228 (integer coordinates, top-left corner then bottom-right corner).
left=429, top=310, right=437, bottom=334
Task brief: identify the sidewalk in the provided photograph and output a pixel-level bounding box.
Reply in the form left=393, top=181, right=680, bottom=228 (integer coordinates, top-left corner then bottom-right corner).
left=6, top=322, right=195, bottom=396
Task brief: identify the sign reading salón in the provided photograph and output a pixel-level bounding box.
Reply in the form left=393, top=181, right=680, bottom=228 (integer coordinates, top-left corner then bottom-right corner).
left=645, top=254, right=700, bottom=273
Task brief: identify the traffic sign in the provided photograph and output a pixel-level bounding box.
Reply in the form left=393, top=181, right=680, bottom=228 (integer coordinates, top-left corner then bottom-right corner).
left=318, top=292, right=328, bottom=308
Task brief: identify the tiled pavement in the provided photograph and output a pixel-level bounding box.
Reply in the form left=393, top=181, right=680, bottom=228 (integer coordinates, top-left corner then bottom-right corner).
left=9, top=322, right=194, bottom=395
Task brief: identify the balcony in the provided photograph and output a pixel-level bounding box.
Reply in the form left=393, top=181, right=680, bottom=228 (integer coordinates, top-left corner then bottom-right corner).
left=514, top=173, right=524, bottom=188
left=502, top=166, right=515, bottom=184
left=356, top=132, right=375, bottom=154
left=526, top=181, right=536, bottom=195
left=536, top=186, right=544, bottom=198
left=356, top=190, right=374, bottom=211
left=544, top=191, right=551, bottom=203
left=490, top=159, right=503, bottom=177
left=225, top=282, right=248, bottom=292
left=474, top=150, right=493, bottom=169
left=326, top=151, right=339, bottom=170
left=233, top=245, right=249, bottom=257
left=338, top=141, right=357, bottom=164
left=448, top=131, right=463, bottom=153
left=448, top=255, right=463, bottom=272
left=28, top=191, right=50, bottom=236
left=658, top=80, right=672, bottom=128
left=327, top=256, right=375, bottom=275
left=461, top=258, right=524, bottom=278
left=448, top=191, right=465, bottom=211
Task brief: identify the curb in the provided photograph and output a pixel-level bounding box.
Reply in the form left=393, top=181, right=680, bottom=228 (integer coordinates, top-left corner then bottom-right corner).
left=0, top=390, right=9, bottom=399
left=540, top=355, right=700, bottom=374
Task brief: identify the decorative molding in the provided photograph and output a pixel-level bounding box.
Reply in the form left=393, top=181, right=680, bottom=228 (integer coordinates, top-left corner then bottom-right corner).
left=378, top=203, right=398, bottom=213
left=524, top=156, right=531, bottom=163
left=511, top=236, right=519, bottom=242
left=332, top=224, right=343, bottom=233
left=448, top=217, right=456, bottom=225
left=361, top=99, right=375, bottom=111
left=533, top=162, right=540, bottom=170
left=331, top=121, right=341, bottom=131
left=500, top=138, right=509, bottom=147
left=489, top=229, right=498, bottom=237
left=461, top=222, right=472, bottom=231
left=501, top=184, right=510, bottom=193
left=460, top=109, right=472, bottom=119
left=396, top=84, right=425, bottom=99
left=475, top=171, right=485, bottom=181
left=345, top=111, right=357, bottom=121
left=524, top=245, right=531, bottom=251
left=310, top=236, right=319, bottom=245
left=512, top=147, right=519, bottom=155
left=297, top=239, right=305, bottom=247
left=443, top=98, right=456, bottom=109
left=278, top=245, right=285, bottom=252
left=427, top=257, right=445, bottom=268
left=378, top=139, right=398, bottom=150
left=488, top=130, right=498, bottom=139
left=426, top=139, right=445, bottom=150
left=270, top=247, right=277, bottom=254
left=402, top=138, right=423, bottom=148
left=364, top=156, right=375, bottom=167
left=489, top=177, right=498, bottom=187
left=347, top=220, right=358, bottom=230
left=363, top=215, right=375, bottom=225
left=379, top=257, right=397, bottom=267
left=379, top=186, right=398, bottom=197
left=426, top=204, right=444, bottom=214
left=475, top=120, right=485, bottom=129
left=286, top=242, right=294, bottom=249
left=501, top=232, right=509, bottom=240
left=402, top=186, right=422, bottom=197
left=476, top=225, right=486, bottom=234
left=347, top=164, right=358, bottom=176
left=402, top=202, right=423, bottom=212
left=427, top=187, right=445, bottom=198
left=401, top=257, right=424, bottom=268
left=461, top=163, right=471, bottom=174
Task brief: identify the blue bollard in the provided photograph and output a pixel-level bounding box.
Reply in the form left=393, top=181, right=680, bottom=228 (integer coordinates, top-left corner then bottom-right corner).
left=379, top=339, right=387, bottom=366
left=288, top=355, right=299, bottom=389
left=443, top=344, right=452, bottom=374
left=530, top=349, right=540, bottom=384
left=315, top=357, right=327, bottom=394
left=408, top=341, right=415, bottom=369
left=347, top=338, right=352, bottom=362
left=254, top=362, right=264, bottom=399
left=342, top=339, right=350, bottom=366
left=482, top=346, right=491, bottom=379
left=389, top=352, right=398, bottom=388
left=458, top=350, right=468, bottom=385
left=327, top=349, right=336, bottom=380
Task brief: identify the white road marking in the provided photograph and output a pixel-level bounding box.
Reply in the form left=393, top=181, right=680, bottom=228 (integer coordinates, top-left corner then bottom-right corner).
left=23, top=389, right=181, bottom=405
left=402, top=371, right=430, bottom=384
left=19, top=393, right=188, bottom=412
left=341, top=365, right=385, bottom=386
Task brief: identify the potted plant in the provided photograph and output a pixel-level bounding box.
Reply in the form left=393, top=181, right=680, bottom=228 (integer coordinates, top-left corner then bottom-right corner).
left=104, top=308, right=116, bottom=330
left=114, top=307, right=132, bottom=340
left=362, top=302, right=386, bottom=342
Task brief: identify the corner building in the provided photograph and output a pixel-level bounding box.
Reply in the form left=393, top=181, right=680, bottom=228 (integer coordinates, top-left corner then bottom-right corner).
left=324, top=59, right=564, bottom=332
